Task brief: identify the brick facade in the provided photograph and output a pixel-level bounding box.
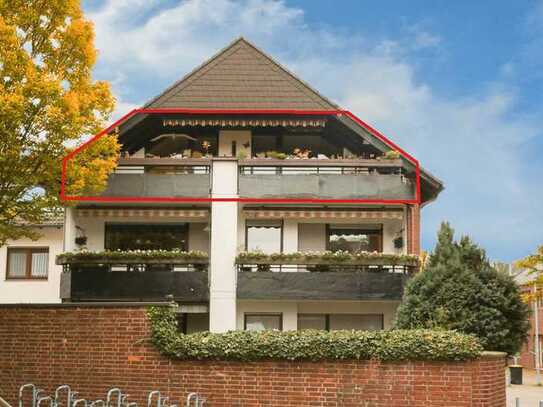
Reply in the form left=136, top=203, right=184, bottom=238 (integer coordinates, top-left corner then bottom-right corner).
left=519, top=296, right=542, bottom=369
left=0, top=306, right=505, bottom=407
left=407, top=204, right=421, bottom=256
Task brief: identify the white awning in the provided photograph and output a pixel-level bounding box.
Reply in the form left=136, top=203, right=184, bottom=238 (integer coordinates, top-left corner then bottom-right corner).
left=243, top=210, right=403, bottom=220
left=76, top=208, right=209, bottom=219
left=163, top=118, right=326, bottom=128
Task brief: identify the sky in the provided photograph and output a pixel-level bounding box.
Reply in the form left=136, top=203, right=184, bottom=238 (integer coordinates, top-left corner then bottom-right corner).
left=82, top=0, right=543, bottom=262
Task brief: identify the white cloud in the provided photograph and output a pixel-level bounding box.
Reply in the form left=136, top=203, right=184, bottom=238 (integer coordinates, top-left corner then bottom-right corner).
left=87, top=0, right=543, bottom=261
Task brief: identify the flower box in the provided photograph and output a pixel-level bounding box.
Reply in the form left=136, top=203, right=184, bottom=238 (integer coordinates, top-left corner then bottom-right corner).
left=56, top=250, right=209, bottom=265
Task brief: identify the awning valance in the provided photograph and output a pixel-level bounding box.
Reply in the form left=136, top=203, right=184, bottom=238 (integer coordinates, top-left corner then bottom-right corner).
left=163, top=118, right=326, bottom=128
left=76, top=208, right=209, bottom=219
left=243, top=210, right=403, bottom=220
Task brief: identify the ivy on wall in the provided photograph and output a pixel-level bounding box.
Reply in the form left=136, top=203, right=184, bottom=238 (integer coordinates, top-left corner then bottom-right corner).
left=147, top=306, right=482, bottom=362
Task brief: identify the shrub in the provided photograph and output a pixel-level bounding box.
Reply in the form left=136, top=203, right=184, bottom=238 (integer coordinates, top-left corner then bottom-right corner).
left=147, top=306, right=482, bottom=362
left=395, top=222, right=530, bottom=355
left=383, top=150, right=401, bottom=160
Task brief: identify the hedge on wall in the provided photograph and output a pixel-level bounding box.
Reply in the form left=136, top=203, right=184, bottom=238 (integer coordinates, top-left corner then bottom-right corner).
left=147, top=306, right=482, bottom=362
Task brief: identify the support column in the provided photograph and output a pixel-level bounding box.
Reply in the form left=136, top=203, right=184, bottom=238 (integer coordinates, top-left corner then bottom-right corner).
left=63, top=207, right=77, bottom=252
left=282, top=219, right=298, bottom=253
left=406, top=204, right=421, bottom=255
left=209, top=158, right=238, bottom=332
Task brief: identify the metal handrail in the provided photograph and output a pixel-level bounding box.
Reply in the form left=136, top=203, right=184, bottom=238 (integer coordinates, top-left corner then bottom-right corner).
left=1, top=396, right=12, bottom=407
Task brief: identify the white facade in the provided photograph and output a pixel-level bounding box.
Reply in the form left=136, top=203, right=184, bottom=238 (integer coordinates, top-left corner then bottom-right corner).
left=209, top=159, right=239, bottom=332
left=236, top=300, right=400, bottom=331
left=0, top=226, right=64, bottom=303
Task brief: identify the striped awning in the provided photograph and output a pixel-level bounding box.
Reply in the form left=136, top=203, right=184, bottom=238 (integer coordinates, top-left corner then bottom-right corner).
left=243, top=210, right=403, bottom=220
left=163, top=118, right=326, bottom=128
left=76, top=208, right=209, bottom=219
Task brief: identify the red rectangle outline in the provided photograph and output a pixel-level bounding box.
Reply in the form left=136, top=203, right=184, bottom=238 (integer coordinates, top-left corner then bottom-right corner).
left=61, top=109, right=421, bottom=205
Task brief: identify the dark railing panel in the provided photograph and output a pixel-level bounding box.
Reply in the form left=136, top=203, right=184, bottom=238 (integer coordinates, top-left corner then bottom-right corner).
left=61, top=270, right=209, bottom=302
left=237, top=271, right=409, bottom=301
left=239, top=174, right=414, bottom=200
left=102, top=173, right=210, bottom=198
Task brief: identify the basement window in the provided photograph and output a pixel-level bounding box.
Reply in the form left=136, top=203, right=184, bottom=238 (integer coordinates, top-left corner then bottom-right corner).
left=244, top=313, right=283, bottom=331
left=298, top=313, right=383, bottom=331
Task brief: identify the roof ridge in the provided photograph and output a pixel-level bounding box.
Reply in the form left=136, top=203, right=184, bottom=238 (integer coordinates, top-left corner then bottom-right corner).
left=143, top=37, right=339, bottom=110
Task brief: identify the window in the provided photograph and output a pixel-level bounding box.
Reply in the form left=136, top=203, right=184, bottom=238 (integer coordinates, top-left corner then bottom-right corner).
left=298, top=314, right=383, bottom=331
left=105, top=224, right=188, bottom=251
left=298, top=314, right=327, bottom=330
left=6, top=248, right=49, bottom=280
left=145, top=133, right=218, bottom=157
left=244, top=313, right=282, bottom=331
left=327, top=225, right=383, bottom=253
left=176, top=313, right=209, bottom=334
left=329, top=314, right=383, bottom=331
left=246, top=221, right=282, bottom=253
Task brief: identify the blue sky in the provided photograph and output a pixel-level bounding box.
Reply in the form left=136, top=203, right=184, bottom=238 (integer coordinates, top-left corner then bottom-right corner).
left=83, top=0, right=543, bottom=262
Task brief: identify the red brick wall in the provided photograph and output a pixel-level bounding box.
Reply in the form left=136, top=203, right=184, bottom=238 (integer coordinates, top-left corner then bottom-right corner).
left=519, top=300, right=543, bottom=369
left=0, top=306, right=505, bottom=407
left=407, top=204, right=421, bottom=256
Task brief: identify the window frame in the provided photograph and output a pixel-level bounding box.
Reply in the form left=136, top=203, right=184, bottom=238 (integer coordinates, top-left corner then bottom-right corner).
left=297, top=313, right=330, bottom=331
left=104, top=223, right=190, bottom=251
left=244, top=312, right=283, bottom=331
left=297, top=313, right=384, bottom=331
left=6, top=247, right=49, bottom=280
left=245, top=220, right=284, bottom=253
left=326, top=224, right=384, bottom=253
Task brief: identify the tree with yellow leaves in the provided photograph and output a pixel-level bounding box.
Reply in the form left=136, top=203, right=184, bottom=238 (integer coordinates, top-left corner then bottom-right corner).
left=0, top=0, right=119, bottom=244
left=516, top=245, right=543, bottom=301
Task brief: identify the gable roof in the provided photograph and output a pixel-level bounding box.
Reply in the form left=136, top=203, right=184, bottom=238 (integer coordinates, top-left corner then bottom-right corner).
left=145, top=37, right=339, bottom=111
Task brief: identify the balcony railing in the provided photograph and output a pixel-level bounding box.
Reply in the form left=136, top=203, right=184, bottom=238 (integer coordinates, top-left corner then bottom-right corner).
left=98, top=157, right=413, bottom=200
left=238, top=158, right=414, bottom=200
left=235, top=252, right=417, bottom=301
left=102, top=158, right=211, bottom=198
left=239, top=158, right=404, bottom=174
left=57, top=251, right=209, bottom=302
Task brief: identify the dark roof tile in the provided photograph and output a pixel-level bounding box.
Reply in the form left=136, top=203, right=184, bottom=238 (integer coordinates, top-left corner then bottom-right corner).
left=145, top=38, right=339, bottom=111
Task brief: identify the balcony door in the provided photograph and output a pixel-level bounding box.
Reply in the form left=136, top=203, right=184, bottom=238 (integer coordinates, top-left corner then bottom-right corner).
left=245, top=220, right=283, bottom=253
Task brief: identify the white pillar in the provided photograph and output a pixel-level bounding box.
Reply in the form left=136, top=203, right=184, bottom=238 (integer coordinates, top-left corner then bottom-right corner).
left=209, top=159, right=238, bottom=332
left=283, top=219, right=298, bottom=253
left=63, top=207, right=77, bottom=252
left=534, top=283, right=542, bottom=386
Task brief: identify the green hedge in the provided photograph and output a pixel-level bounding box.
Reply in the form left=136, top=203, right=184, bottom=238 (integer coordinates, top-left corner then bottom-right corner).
left=147, top=306, right=482, bottom=362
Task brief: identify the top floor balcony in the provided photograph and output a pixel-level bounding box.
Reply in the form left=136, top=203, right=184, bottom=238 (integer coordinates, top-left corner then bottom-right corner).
left=86, top=111, right=434, bottom=203
left=100, top=156, right=414, bottom=201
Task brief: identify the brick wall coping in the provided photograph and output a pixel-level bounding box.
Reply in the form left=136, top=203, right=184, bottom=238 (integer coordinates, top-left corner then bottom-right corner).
left=0, top=302, right=172, bottom=308
left=481, top=351, right=508, bottom=359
